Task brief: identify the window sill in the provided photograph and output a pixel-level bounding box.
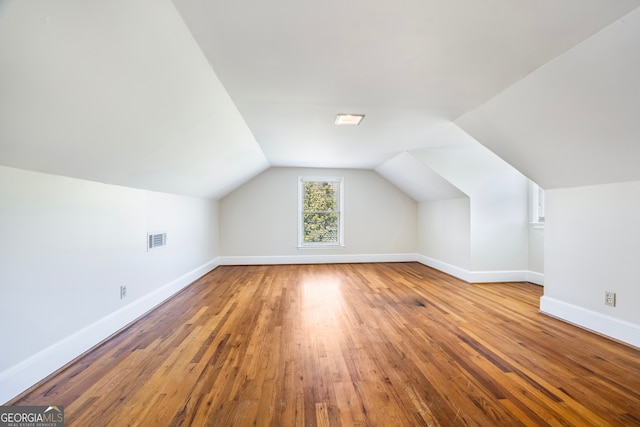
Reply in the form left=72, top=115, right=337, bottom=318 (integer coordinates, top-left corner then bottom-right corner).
left=297, top=244, right=345, bottom=250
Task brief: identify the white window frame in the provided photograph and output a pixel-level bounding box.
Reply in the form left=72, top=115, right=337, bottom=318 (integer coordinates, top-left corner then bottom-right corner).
left=298, top=176, right=344, bottom=248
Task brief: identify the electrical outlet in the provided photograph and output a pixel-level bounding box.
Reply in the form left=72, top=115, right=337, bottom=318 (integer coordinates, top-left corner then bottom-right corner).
left=605, top=291, right=616, bottom=307
left=120, top=285, right=127, bottom=299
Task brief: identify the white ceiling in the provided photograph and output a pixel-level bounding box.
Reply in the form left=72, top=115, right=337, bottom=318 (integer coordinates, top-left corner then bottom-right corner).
left=173, top=0, right=640, bottom=169
left=457, top=6, right=640, bottom=190
left=1, top=0, right=640, bottom=198
left=376, top=151, right=467, bottom=202
left=0, top=0, right=268, bottom=199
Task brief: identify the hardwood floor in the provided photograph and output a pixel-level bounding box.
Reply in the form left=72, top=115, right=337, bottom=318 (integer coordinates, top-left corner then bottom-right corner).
left=11, top=263, right=640, bottom=426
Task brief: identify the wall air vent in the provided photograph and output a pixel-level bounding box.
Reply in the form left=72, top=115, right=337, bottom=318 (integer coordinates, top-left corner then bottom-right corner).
left=147, top=233, right=167, bottom=251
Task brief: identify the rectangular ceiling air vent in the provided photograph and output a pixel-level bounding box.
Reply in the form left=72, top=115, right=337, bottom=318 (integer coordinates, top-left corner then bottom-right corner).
left=147, top=232, right=167, bottom=251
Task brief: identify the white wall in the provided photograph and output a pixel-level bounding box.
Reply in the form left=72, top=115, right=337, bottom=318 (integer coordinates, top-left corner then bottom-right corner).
left=219, top=167, right=417, bottom=262
left=412, top=141, right=530, bottom=281
left=417, top=198, right=471, bottom=279
left=469, top=185, right=529, bottom=274
left=541, top=181, right=640, bottom=347
left=528, top=183, right=545, bottom=283
left=0, top=166, right=219, bottom=403
left=528, top=226, right=544, bottom=282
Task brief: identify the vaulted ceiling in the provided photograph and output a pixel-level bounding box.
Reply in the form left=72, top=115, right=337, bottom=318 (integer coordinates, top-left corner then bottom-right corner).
left=1, top=0, right=639, bottom=199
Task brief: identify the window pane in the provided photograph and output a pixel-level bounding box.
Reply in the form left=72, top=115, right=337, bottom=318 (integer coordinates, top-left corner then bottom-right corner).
left=303, top=181, right=339, bottom=212
left=303, top=212, right=339, bottom=243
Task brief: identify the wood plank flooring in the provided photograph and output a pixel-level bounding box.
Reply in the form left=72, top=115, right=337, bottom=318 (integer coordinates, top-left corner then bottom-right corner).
left=11, top=263, right=640, bottom=426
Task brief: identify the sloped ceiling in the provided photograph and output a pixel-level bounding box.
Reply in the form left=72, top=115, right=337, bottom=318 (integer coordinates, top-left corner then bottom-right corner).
left=1, top=0, right=640, bottom=199
left=456, top=6, right=640, bottom=190
left=172, top=0, right=640, bottom=172
left=0, top=0, right=268, bottom=199
left=410, top=134, right=528, bottom=199
left=376, top=152, right=467, bottom=202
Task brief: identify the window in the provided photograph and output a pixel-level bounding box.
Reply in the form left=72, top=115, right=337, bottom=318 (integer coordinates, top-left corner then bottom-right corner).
left=298, top=177, right=344, bottom=247
left=530, top=182, right=545, bottom=226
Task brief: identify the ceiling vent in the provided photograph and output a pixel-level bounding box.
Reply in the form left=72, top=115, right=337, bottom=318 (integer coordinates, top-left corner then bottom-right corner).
left=147, top=233, right=167, bottom=251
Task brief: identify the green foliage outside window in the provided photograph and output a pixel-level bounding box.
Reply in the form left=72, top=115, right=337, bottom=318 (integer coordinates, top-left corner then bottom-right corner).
left=302, top=181, right=339, bottom=243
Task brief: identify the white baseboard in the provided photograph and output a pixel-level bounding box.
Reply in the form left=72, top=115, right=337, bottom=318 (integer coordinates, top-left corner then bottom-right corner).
left=0, top=257, right=221, bottom=405
left=415, top=255, right=471, bottom=282
left=527, top=271, right=545, bottom=286
left=540, top=296, right=640, bottom=349
left=469, top=269, right=531, bottom=283
left=415, top=255, right=544, bottom=285
left=219, top=253, right=417, bottom=265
